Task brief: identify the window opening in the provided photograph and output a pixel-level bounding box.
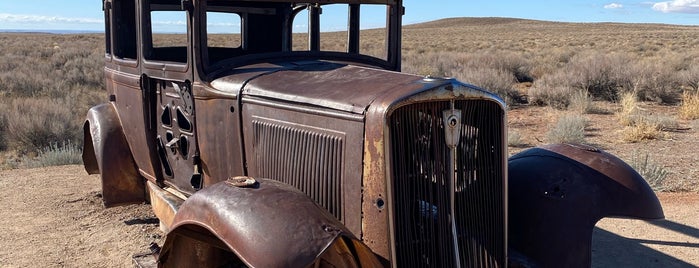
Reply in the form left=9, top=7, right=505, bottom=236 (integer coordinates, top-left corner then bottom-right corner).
left=113, top=0, right=137, bottom=59
left=360, top=5, right=388, bottom=60
left=206, top=11, right=242, bottom=65
left=147, top=9, right=188, bottom=63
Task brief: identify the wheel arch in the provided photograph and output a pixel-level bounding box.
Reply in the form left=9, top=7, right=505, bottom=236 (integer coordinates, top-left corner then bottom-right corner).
left=508, top=143, right=664, bottom=267
left=158, top=178, right=384, bottom=268
left=83, top=103, right=144, bottom=207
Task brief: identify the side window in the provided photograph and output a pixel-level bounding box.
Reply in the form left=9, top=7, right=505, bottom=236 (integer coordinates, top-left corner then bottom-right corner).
left=320, top=5, right=348, bottom=52
left=206, top=11, right=242, bottom=65
left=360, top=5, right=388, bottom=60
left=291, top=8, right=309, bottom=51
left=146, top=7, right=188, bottom=63
left=113, top=0, right=137, bottom=59
left=104, top=1, right=112, bottom=55
left=290, top=4, right=389, bottom=61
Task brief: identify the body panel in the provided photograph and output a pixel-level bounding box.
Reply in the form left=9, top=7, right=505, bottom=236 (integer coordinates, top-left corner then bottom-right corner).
left=84, top=103, right=144, bottom=207
left=159, top=178, right=378, bottom=267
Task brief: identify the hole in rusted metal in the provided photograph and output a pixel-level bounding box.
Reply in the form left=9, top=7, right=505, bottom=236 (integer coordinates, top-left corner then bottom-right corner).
left=376, top=198, right=385, bottom=209
left=179, top=135, right=188, bottom=158
left=176, top=107, right=192, bottom=132
left=161, top=105, right=171, bottom=127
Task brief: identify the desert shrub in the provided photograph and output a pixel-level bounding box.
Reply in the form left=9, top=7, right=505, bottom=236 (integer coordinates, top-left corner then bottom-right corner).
left=5, top=98, right=81, bottom=153
left=568, top=89, right=594, bottom=114
left=621, top=120, right=667, bottom=142
left=680, top=64, right=699, bottom=91
left=507, top=130, right=527, bottom=147
left=618, top=92, right=675, bottom=142
left=620, top=113, right=676, bottom=142
left=455, top=68, right=521, bottom=105
left=0, top=34, right=104, bottom=99
left=631, top=62, right=682, bottom=104
left=0, top=103, right=7, bottom=151
left=679, top=91, right=699, bottom=120
left=402, top=51, right=525, bottom=105
left=462, top=52, right=533, bottom=83
left=618, top=92, right=638, bottom=126
left=546, top=114, right=586, bottom=144
left=528, top=72, right=576, bottom=109
left=564, top=52, right=631, bottom=101
left=22, top=141, right=83, bottom=168
left=628, top=151, right=669, bottom=191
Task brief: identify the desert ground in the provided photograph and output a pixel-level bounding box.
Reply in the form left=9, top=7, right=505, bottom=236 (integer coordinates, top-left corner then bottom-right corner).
left=0, top=165, right=697, bottom=267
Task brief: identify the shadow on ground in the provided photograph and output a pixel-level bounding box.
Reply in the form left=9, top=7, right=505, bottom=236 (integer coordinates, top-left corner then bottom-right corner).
left=592, top=219, right=699, bottom=268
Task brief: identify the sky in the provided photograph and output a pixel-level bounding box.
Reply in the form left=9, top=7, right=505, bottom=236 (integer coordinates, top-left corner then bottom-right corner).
left=0, top=0, right=697, bottom=32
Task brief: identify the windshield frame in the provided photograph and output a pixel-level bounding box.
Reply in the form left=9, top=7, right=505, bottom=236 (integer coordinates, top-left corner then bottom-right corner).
left=196, top=1, right=403, bottom=79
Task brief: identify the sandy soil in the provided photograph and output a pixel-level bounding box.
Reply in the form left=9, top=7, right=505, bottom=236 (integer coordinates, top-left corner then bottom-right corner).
left=0, top=165, right=697, bottom=267
left=0, top=166, right=162, bottom=268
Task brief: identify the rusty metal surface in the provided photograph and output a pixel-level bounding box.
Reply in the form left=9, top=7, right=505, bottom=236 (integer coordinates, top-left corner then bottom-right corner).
left=107, top=68, right=161, bottom=182
left=146, top=181, right=183, bottom=232
left=508, top=143, right=664, bottom=268
left=361, top=77, right=507, bottom=264
left=215, top=61, right=421, bottom=114
left=84, top=103, right=145, bottom=207
left=194, top=97, right=245, bottom=187
left=159, top=178, right=374, bottom=267
left=240, top=100, right=365, bottom=236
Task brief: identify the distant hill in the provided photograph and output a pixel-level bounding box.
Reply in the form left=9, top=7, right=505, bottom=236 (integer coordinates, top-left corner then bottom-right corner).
left=404, top=17, right=535, bottom=29
left=403, top=17, right=697, bottom=30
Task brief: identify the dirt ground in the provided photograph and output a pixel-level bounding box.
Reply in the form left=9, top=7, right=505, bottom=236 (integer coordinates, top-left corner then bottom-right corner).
left=0, top=165, right=697, bottom=267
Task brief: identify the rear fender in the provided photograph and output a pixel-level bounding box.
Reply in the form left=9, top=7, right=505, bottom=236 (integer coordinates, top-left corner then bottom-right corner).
left=508, top=144, right=664, bottom=267
left=158, top=178, right=384, bottom=268
left=83, top=103, right=144, bottom=207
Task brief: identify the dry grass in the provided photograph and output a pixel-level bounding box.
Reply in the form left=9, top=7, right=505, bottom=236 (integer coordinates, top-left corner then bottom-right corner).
left=0, top=33, right=104, bottom=162
left=622, top=121, right=667, bottom=143
left=679, top=91, right=699, bottom=120
left=546, top=113, right=586, bottom=144
left=402, top=18, right=699, bottom=105
left=617, top=92, right=677, bottom=142
left=0, top=18, right=697, bottom=168
left=619, top=92, right=639, bottom=126
left=628, top=151, right=670, bottom=191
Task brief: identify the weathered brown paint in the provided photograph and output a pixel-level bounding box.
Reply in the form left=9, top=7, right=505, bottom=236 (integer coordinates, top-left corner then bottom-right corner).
left=508, top=144, right=664, bottom=267
left=85, top=0, right=665, bottom=266
left=84, top=103, right=144, bottom=207
left=159, top=178, right=381, bottom=267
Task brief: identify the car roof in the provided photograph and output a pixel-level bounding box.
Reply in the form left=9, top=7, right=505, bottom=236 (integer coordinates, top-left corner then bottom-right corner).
left=207, top=0, right=397, bottom=4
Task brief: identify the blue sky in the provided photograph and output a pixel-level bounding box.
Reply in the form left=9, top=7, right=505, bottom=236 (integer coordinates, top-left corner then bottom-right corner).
left=0, top=0, right=697, bottom=32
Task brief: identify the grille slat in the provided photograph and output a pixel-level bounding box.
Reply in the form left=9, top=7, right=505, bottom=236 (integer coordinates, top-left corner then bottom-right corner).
left=390, top=100, right=505, bottom=267
left=252, top=121, right=344, bottom=221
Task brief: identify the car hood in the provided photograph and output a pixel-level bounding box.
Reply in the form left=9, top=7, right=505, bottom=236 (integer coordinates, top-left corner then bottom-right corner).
left=210, top=60, right=426, bottom=114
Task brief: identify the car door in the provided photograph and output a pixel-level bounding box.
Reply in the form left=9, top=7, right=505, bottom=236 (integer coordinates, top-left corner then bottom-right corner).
left=141, top=0, right=199, bottom=195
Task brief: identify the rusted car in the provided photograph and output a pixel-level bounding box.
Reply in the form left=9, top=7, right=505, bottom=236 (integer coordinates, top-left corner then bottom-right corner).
left=83, top=0, right=664, bottom=267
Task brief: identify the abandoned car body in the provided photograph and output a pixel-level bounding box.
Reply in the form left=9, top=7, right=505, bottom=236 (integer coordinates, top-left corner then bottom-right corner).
left=83, top=0, right=664, bottom=267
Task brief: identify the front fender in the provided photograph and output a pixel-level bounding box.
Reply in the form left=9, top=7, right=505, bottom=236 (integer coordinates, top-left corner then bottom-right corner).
left=158, top=178, right=383, bottom=268
left=508, top=144, right=664, bottom=267
left=83, top=103, right=144, bottom=207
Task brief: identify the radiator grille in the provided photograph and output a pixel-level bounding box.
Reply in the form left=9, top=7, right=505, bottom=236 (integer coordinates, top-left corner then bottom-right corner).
left=389, top=100, right=505, bottom=267
left=252, top=120, right=343, bottom=220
